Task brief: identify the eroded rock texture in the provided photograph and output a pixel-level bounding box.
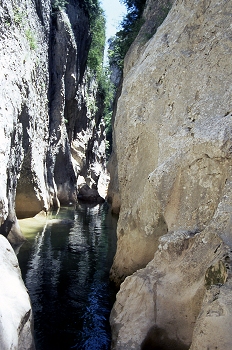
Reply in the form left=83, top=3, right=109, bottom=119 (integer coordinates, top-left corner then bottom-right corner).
left=110, top=0, right=232, bottom=348
left=111, top=230, right=232, bottom=349
left=0, top=0, right=107, bottom=244
left=0, top=0, right=51, bottom=243
left=0, top=0, right=108, bottom=348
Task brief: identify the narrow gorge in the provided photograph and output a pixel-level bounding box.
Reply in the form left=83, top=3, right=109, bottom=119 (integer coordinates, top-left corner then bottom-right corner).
left=1, top=0, right=232, bottom=349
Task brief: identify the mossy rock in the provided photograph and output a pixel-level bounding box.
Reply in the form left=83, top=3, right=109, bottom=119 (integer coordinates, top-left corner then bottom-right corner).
left=205, top=260, right=228, bottom=289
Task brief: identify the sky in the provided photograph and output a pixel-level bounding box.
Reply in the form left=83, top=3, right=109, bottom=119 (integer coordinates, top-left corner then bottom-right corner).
left=100, top=0, right=127, bottom=62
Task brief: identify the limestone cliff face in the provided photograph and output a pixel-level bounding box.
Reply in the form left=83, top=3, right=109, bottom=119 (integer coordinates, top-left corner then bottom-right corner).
left=0, top=0, right=107, bottom=348
left=0, top=0, right=107, bottom=244
left=0, top=0, right=51, bottom=244
left=110, top=0, right=232, bottom=348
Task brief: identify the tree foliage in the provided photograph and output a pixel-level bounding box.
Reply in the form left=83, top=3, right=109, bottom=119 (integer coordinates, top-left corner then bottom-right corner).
left=87, top=9, right=106, bottom=77
left=81, top=0, right=106, bottom=77
left=82, top=1, right=113, bottom=156
left=51, top=0, right=68, bottom=11
left=51, top=0, right=114, bottom=157
left=98, top=68, right=116, bottom=156
left=108, top=0, right=146, bottom=70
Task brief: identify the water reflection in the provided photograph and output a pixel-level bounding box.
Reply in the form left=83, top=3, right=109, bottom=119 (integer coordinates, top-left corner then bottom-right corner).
left=17, top=203, right=117, bottom=350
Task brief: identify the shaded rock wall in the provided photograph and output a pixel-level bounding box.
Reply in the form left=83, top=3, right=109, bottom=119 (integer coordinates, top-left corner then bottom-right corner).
left=0, top=0, right=51, bottom=243
left=71, top=70, right=108, bottom=197
left=106, top=78, right=123, bottom=214
left=110, top=0, right=232, bottom=348
left=0, top=0, right=107, bottom=244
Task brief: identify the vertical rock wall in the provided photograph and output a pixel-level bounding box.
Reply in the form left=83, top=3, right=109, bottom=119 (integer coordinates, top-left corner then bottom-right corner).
left=0, top=0, right=51, bottom=243
left=110, top=0, right=232, bottom=348
left=110, top=0, right=232, bottom=283
left=0, top=0, right=108, bottom=348
left=0, top=0, right=107, bottom=244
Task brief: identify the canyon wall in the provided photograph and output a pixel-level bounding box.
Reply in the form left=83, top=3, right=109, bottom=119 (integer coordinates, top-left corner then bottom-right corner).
left=0, top=0, right=51, bottom=244
left=0, top=0, right=107, bottom=348
left=0, top=0, right=107, bottom=245
left=110, top=0, right=232, bottom=348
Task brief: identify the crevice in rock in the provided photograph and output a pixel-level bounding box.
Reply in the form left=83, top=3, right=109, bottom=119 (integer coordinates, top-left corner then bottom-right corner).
left=16, top=148, right=44, bottom=219
left=141, top=326, right=189, bottom=350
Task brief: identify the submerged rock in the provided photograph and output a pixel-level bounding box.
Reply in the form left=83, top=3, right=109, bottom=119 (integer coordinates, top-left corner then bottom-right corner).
left=77, top=184, right=105, bottom=204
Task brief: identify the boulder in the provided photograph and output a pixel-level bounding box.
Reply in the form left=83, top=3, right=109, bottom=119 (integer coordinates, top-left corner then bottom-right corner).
left=111, top=229, right=232, bottom=350
left=77, top=184, right=105, bottom=203
left=0, top=235, right=35, bottom=350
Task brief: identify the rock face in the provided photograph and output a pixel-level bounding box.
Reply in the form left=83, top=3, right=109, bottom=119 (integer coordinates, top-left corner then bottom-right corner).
left=77, top=183, right=105, bottom=203
left=110, top=0, right=232, bottom=348
left=0, top=0, right=107, bottom=244
left=0, top=0, right=51, bottom=243
left=110, top=0, right=232, bottom=283
left=111, top=230, right=231, bottom=349
left=0, top=235, right=35, bottom=350
left=0, top=0, right=108, bottom=348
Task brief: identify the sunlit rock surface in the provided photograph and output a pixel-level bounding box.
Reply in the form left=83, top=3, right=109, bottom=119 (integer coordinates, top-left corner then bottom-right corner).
left=110, top=0, right=232, bottom=284
left=110, top=0, right=232, bottom=348
left=0, top=235, right=35, bottom=350
left=111, top=229, right=232, bottom=349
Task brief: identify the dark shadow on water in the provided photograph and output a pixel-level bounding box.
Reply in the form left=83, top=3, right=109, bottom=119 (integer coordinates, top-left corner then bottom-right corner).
left=17, top=202, right=118, bottom=350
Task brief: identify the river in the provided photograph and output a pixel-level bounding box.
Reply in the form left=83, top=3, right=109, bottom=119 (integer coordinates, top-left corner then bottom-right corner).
left=17, top=202, right=118, bottom=350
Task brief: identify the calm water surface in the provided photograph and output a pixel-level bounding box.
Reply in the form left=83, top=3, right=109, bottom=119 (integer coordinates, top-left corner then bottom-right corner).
left=17, top=202, right=118, bottom=350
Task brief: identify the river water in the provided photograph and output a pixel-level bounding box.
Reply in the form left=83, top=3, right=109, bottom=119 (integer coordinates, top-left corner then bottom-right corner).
left=17, top=202, right=118, bottom=350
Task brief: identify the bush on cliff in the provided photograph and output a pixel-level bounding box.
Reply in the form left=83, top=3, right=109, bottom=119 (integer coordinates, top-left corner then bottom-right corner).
left=52, top=0, right=68, bottom=11
left=108, top=0, right=172, bottom=71
left=87, top=9, right=106, bottom=78
left=108, top=0, right=146, bottom=70
left=83, top=0, right=113, bottom=156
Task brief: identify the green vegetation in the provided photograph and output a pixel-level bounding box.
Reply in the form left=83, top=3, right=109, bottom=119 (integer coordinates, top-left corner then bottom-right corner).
left=101, top=0, right=146, bottom=155
left=82, top=1, right=114, bottom=156
left=205, top=260, right=228, bottom=289
left=13, top=7, right=37, bottom=50
left=83, top=0, right=106, bottom=79
left=25, top=29, right=37, bottom=50
left=98, top=69, right=116, bottom=156
left=13, top=7, right=24, bottom=26
left=87, top=12, right=105, bottom=78
left=108, top=0, right=172, bottom=71
left=83, top=0, right=147, bottom=156
left=51, top=0, right=68, bottom=11
left=108, top=0, right=146, bottom=71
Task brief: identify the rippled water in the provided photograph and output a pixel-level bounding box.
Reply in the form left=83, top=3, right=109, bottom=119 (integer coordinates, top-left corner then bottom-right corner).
left=17, top=202, right=118, bottom=350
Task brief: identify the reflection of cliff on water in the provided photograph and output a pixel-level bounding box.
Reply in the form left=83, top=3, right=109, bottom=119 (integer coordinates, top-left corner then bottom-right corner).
left=17, top=202, right=118, bottom=350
